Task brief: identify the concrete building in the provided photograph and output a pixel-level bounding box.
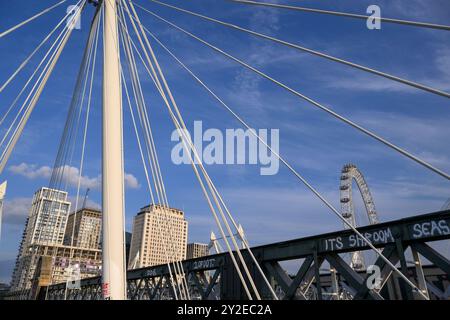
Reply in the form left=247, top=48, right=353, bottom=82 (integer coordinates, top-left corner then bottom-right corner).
left=186, top=242, right=209, bottom=259
left=64, top=207, right=101, bottom=249
left=9, top=188, right=102, bottom=292
left=22, top=187, right=71, bottom=247
left=11, top=244, right=102, bottom=293
left=11, top=188, right=70, bottom=291
left=128, top=204, right=188, bottom=269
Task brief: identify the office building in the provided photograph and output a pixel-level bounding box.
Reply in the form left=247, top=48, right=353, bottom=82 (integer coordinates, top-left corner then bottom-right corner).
left=186, top=242, right=209, bottom=259
left=128, top=204, right=188, bottom=269
left=64, top=207, right=101, bottom=249
left=22, top=187, right=71, bottom=247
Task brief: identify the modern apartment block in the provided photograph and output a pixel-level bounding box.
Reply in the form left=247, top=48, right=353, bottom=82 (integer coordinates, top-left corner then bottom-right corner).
left=128, top=204, right=188, bottom=269
left=10, top=188, right=102, bottom=292
left=10, top=188, right=71, bottom=291
left=64, top=207, right=102, bottom=249
left=186, top=242, right=209, bottom=260
left=24, top=188, right=71, bottom=247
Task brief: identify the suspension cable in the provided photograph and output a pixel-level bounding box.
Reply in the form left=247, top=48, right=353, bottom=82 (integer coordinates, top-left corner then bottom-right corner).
left=0, top=2, right=86, bottom=175
left=116, top=5, right=186, bottom=299
left=0, top=1, right=85, bottom=150
left=122, top=70, right=181, bottom=300
left=105, top=0, right=186, bottom=299
left=134, top=8, right=450, bottom=182
left=119, top=2, right=190, bottom=299
left=48, top=3, right=99, bottom=300
left=127, top=7, right=430, bottom=300
left=123, top=75, right=185, bottom=300
left=128, top=0, right=272, bottom=300
left=141, top=1, right=450, bottom=99
left=0, top=0, right=84, bottom=93
left=60, top=23, right=96, bottom=193
left=0, top=0, right=85, bottom=129
left=125, top=0, right=264, bottom=299
left=120, top=28, right=186, bottom=302
left=121, top=29, right=185, bottom=300
left=119, top=3, right=191, bottom=299
left=64, top=6, right=101, bottom=300
left=14, top=2, right=87, bottom=298
left=229, top=0, right=450, bottom=31
left=0, top=20, right=73, bottom=151
left=0, top=0, right=68, bottom=39
left=146, top=28, right=293, bottom=300
left=121, top=0, right=258, bottom=299
left=48, top=7, right=94, bottom=196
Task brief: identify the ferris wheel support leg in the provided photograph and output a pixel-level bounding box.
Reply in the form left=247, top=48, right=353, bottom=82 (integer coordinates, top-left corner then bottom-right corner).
left=330, top=267, right=339, bottom=300
left=394, top=240, right=414, bottom=300
left=411, top=248, right=430, bottom=300
left=102, top=0, right=126, bottom=300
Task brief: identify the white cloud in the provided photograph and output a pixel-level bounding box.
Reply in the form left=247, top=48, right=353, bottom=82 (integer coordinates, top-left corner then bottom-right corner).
left=8, top=163, right=52, bottom=179
left=2, top=196, right=102, bottom=227
left=387, top=0, right=449, bottom=21
left=3, top=197, right=32, bottom=225
left=316, top=42, right=450, bottom=94
left=124, top=173, right=140, bottom=189
left=321, top=72, right=413, bottom=93
left=230, top=0, right=282, bottom=111
left=67, top=195, right=101, bottom=212
left=7, top=163, right=140, bottom=190
left=352, top=111, right=450, bottom=169
left=56, top=165, right=101, bottom=189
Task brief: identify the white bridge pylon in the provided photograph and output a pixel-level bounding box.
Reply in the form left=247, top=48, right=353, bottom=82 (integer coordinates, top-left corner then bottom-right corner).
left=0, top=181, right=6, bottom=241
left=102, top=0, right=126, bottom=300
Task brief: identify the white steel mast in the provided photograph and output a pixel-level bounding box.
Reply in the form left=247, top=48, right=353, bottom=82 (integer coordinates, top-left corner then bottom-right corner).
left=102, top=0, right=126, bottom=300
left=0, top=181, right=6, bottom=241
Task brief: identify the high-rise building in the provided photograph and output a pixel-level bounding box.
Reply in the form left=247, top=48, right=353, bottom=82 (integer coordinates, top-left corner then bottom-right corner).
left=23, top=187, right=71, bottom=247
left=128, top=204, right=188, bottom=269
left=11, top=187, right=71, bottom=291
left=10, top=188, right=102, bottom=292
left=64, top=207, right=102, bottom=249
left=186, top=242, right=209, bottom=260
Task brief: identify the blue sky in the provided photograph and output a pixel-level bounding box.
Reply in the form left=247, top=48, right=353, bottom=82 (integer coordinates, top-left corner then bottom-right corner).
left=0, top=0, right=449, bottom=283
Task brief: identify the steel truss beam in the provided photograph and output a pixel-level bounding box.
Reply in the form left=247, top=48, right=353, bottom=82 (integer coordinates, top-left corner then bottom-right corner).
left=33, top=210, right=450, bottom=300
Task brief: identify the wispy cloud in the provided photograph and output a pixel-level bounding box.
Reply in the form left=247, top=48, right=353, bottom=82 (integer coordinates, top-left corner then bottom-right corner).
left=8, top=163, right=52, bottom=179
left=68, top=195, right=101, bottom=212
left=386, top=0, right=450, bottom=22
left=231, top=0, right=281, bottom=110
left=215, top=175, right=448, bottom=245
left=7, top=163, right=141, bottom=190
left=2, top=197, right=31, bottom=225
left=2, top=189, right=106, bottom=229
left=315, top=43, right=450, bottom=93
left=124, top=173, right=140, bottom=189
left=352, top=111, right=450, bottom=162
left=2, top=195, right=102, bottom=227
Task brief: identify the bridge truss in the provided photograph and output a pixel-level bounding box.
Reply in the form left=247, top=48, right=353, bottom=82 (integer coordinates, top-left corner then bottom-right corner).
left=17, top=210, right=445, bottom=300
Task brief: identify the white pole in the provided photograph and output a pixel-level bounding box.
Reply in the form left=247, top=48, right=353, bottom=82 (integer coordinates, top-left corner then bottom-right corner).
left=0, top=181, right=6, bottom=241
left=102, top=0, right=126, bottom=300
